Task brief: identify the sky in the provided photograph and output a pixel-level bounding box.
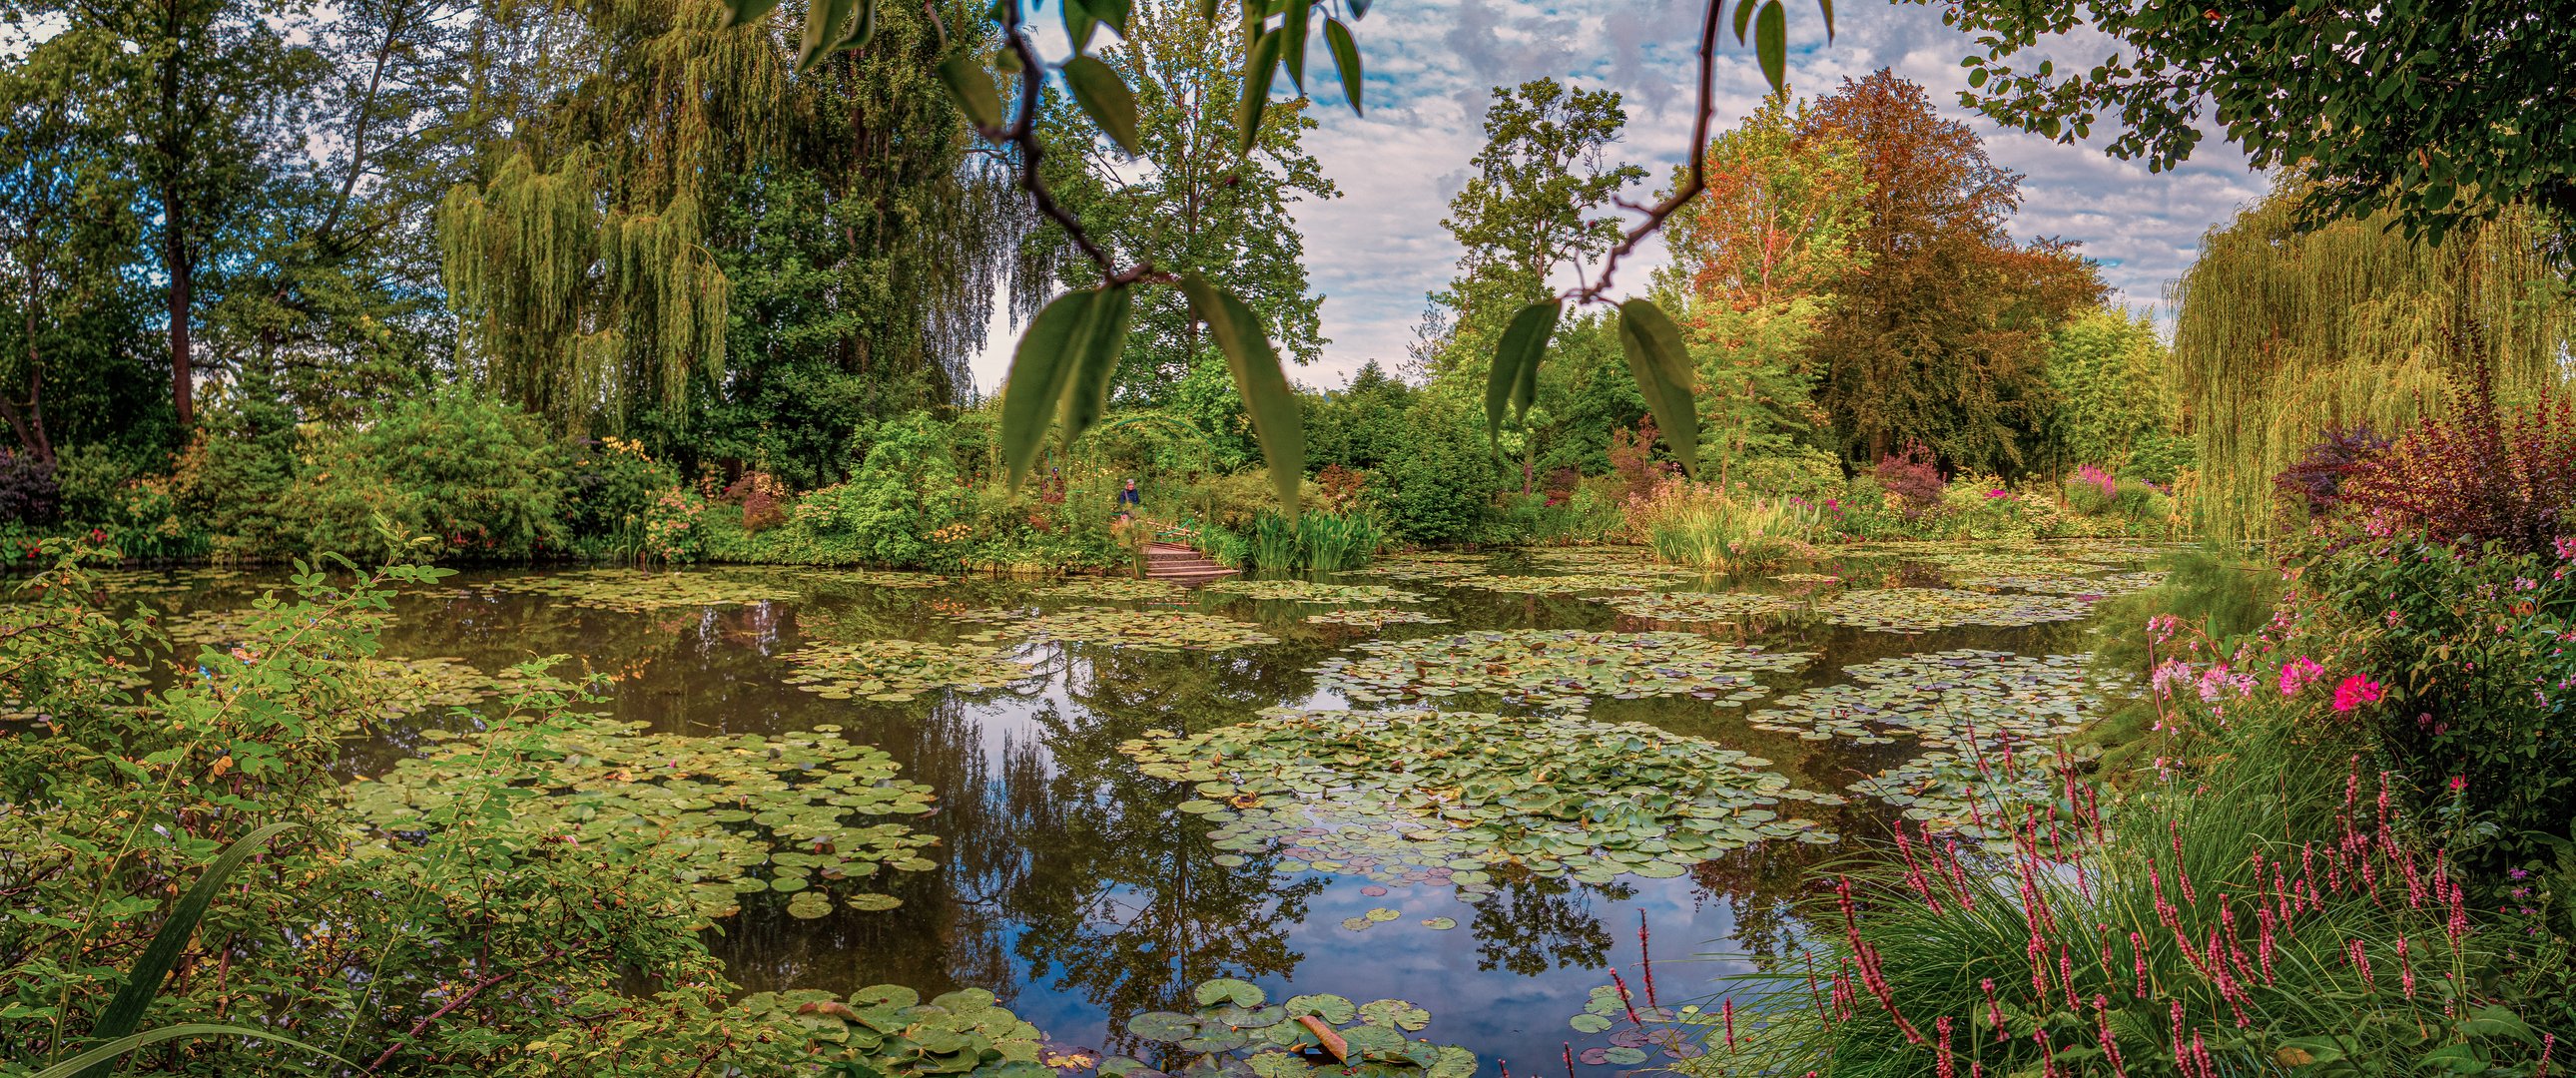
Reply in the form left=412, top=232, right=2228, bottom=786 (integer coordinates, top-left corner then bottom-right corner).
left=965, top=0, right=2271, bottom=396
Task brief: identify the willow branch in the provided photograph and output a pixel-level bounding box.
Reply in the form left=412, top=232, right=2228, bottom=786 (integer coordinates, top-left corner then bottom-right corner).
left=993, top=6, right=1174, bottom=287
left=1571, top=0, right=1723, bottom=304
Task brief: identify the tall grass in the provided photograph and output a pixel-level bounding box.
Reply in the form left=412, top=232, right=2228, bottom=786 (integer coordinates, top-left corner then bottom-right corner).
left=1243, top=510, right=1381, bottom=572
left=1630, top=480, right=1819, bottom=571
left=1690, top=724, right=2558, bottom=1077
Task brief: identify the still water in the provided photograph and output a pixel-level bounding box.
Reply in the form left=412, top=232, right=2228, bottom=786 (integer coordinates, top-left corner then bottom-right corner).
left=137, top=544, right=2146, bottom=1068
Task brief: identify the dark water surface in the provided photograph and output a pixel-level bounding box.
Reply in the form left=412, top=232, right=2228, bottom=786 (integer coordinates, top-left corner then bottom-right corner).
left=119, top=546, right=2138, bottom=1069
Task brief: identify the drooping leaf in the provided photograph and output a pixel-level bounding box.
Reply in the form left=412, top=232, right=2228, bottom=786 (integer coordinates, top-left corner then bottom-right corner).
left=43, top=1024, right=352, bottom=1078
left=79, top=823, right=304, bottom=1078
left=1348, top=0, right=1370, bottom=17
left=938, top=52, right=1005, bottom=130
left=1062, top=56, right=1142, bottom=155
left=1754, top=1, right=1786, bottom=93
left=1483, top=299, right=1560, bottom=450
left=1087, top=0, right=1132, bottom=36
left=999, top=290, right=1100, bottom=490
left=797, top=0, right=855, bottom=71
left=720, top=0, right=783, bottom=28
left=1732, top=0, right=1755, bottom=43
left=1235, top=29, right=1281, bottom=155
left=1198, top=0, right=1221, bottom=23
left=1323, top=17, right=1362, bottom=115
left=1054, top=283, right=1134, bottom=451
left=1280, top=0, right=1309, bottom=91
left=834, top=0, right=880, bottom=52
left=1062, top=0, right=1098, bottom=51
left=1179, top=271, right=1303, bottom=513
left=1816, top=0, right=1833, bottom=39
left=1615, top=298, right=1699, bottom=476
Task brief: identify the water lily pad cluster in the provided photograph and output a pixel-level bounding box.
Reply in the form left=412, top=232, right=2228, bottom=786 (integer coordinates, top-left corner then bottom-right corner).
left=1309, top=629, right=1811, bottom=711
left=1102, top=978, right=1474, bottom=1078
left=1461, top=572, right=1677, bottom=596
left=166, top=604, right=384, bottom=647
left=1585, top=591, right=1803, bottom=623
left=1846, top=746, right=2067, bottom=850
left=343, top=718, right=940, bottom=920
left=781, top=639, right=1036, bottom=702
left=1356, top=556, right=1489, bottom=582
left=1773, top=573, right=1842, bottom=585
left=1121, top=709, right=1841, bottom=894
left=1923, top=551, right=2114, bottom=581
left=1563, top=986, right=1707, bottom=1065
left=484, top=569, right=802, bottom=612
left=804, top=569, right=955, bottom=590
left=1035, top=578, right=1189, bottom=603
left=1304, top=609, right=1452, bottom=629
left=1950, top=570, right=2169, bottom=597
left=1814, top=588, right=2095, bottom=633
left=1208, top=580, right=1427, bottom=604
left=734, top=984, right=1047, bottom=1078
left=359, top=656, right=509, bottom=718
left=1019, top=607, right=1280, bottom=652
left=1745, top=650, right=2099, bottom=746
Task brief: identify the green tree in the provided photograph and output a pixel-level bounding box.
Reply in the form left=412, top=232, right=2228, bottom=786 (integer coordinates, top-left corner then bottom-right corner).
left=1799, top=69, right=2102, bottom=475
left=2043, top=305, right=2179, bottom=477
left=1934, top=0, right=2576, bottom=254
left=1041, top=0, right=1338, bottom=403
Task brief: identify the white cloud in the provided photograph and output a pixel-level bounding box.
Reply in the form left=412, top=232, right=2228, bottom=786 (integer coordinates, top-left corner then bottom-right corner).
left=967, top=0, right=2267, bottom=394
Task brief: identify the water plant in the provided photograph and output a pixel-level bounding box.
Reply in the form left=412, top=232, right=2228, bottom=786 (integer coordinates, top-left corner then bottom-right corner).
left=780, top=639, right=1037, bottom=701
left=1100, top=978, right=1473, bottom=1078
left=1036, top=577, right=1192, bottom=602
left=1462, top=571, right=1679, bottom=596
left=1304, top=608, right=1453, bottom=629
left=1815, top=587, right=2096, bottom=633
left=1587, top=590, right=1804, bottom=622
left=1014, top=607, right=1281, bottom=652
left=1122, top=708, right=1842, bottom=896
left=1309, top=629, right=1812, bottom=711
left=484, top=568, right=802, bottom=612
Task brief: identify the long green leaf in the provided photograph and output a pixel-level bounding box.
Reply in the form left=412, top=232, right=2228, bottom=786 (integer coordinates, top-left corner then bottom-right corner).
left=1732, top=0, right=1754, bottom=43
left=1179, top=272, right=1304, bottom=514
left=938, top=52, right=1005, bottom=130
left=1816, top=0, right=1833, bottom=39
left=1754, top=1, right=1786, bottom=93
left=719, top=0, right=782, bottom=28
left=1615, top=298, right=1700, bottom=478
left=80, top=822, right=303, bottom=1078
left=1323, top=17, right=1362, bottom=115
left=796, top=0, right=854, bottom=71
left=1062, top=56, right=1142, bottom=155
left=1087, top=0, right=1132, bottom=36
left=1061, top=0, right=1098, bottom=52
left=1234, top=29, right=1280, bottom=155
left=1054, top=284, right=1134, bottom=452
left=833, top=0, right=880, bottom=51
left=999, top=290, right=1101, bottom=491
left=1484, top=299, right=1561, bottom=451
left=42, top=1024, right=352, bottom=1078
left=1280, top=0, right=1309, bottom=91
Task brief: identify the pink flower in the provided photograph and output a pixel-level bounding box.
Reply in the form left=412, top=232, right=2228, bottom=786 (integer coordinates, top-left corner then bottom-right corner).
left=1986, top=488, right=2011, bottom=499
left=2277, top=657, right=2324, bottom=697
left=2332, top=676, right=2386, bottom=713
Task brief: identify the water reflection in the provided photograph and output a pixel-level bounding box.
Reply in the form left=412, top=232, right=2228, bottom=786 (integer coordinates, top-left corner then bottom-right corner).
left=84, top=543, right=2144, bottom=1067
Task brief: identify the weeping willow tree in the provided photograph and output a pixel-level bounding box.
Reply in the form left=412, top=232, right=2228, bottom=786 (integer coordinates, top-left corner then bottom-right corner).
left=439, top=0, right=776, bottom=436
left=2171, top=189, right=2575, bottom=542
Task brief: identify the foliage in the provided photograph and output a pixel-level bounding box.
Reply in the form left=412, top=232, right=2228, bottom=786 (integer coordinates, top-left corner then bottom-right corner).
left=1627, top=479, right=1818, bottom=571
left=1873, top=440, right=1944, bottom=518
left=559, top=436, right=685, bottom=554
left=1101, top=978, right=1476, bottom=1078
left=1658, top=91, right=1870, bottom=311
left=804, top=411, right=963, bottom=568
left=1369, top=403, right=1498, bottom=546
left=1802, top=70, right=2103, bottom=474
left=2339, top=384, right=2576, bottom=558
left=300, top=389, right=566, bottom=563
left=2046, top=306, right=2182, bottom=478
left=2171, top=187, right=2573, bottom=542
left=1434, top=78, right=1645, bottom=331
left=0, top=449, right=56, bottom=524
left=2303, top=533, right=2576, bottom=874
left=1940, top=0, right=2576, bottom=254
left=1240, top=509, right=1380, bottom=571
left=1701, top=722, right=2556, bottom=1078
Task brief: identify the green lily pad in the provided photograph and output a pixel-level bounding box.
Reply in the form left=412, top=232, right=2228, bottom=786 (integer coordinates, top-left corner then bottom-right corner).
left=1208, top=580, right=1429, bottom=604
left=1420, top=917, right=1457, bottom=930
left=1310, top=629, right=1812, bottom=712
left=781, top=639, right=1036, bottom=700
left=1304, top=608, right=1454, bottom=629
left=1814, top=587, right=2096, bottom=633
left=1195, top=977, right=1267, bottom=1008
left=485, top=568, right=801, bottom=612
left=1586, top=590, right=1803, bottom=622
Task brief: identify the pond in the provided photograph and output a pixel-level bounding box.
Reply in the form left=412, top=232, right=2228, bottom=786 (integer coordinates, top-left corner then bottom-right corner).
left=122, top=540, right=2169, bottom=1070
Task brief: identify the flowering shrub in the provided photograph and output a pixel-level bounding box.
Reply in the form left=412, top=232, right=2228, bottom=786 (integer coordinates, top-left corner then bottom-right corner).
left=1874, top=439, right=1944, bottom=518
left=639, top=486, right=705, bottom=563
left=2340, top=388, right=2576, bottom=558
left=560, top=434, right=680, bottom=550
left=722, top=470, right=792, bottom=532
left=2273, top=426, right=2391, bottom=518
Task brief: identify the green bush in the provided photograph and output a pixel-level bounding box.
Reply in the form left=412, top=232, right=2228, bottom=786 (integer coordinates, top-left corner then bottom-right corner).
left=294, top=389, right=565, bottom=562
left=805, top=412, right=962, bottom=569
left=1370, top=407, right=1497, bottom=546
left=559, top=435, right=683, bottom=553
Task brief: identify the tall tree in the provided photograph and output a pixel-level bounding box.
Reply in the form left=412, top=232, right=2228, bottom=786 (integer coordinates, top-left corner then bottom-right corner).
left=2172, top=187, right=2574, bottom=541
left=1041, top=0, right=1339, bottom=404
left=1658, top=92, right=1869, bottom=312
left=1934, top=0, right=2575, bottom=257
left=1430, top=78, right=1645, bottom=357
left=1799, top=69, right=2100, bottom=475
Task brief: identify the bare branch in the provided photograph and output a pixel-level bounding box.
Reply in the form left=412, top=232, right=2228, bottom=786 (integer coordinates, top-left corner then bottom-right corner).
left=1570, top=0, right=1723, bottom=305
left=991, top=5, right=1177, bottom=288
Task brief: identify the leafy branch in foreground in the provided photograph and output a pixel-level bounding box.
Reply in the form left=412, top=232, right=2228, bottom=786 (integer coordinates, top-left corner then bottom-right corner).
left=729, top=0, right=1831, bottom=502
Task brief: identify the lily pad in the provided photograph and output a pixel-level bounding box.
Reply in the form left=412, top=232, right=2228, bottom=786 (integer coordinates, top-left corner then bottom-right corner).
left=485, top=569, right=801, bottom=612
left=780, top=639, right=1036, bottom=701
left=1310, top=629, right=1811, bottom=712
left=1585, top=590, right=1803, bottom=622
left=1099, top=980, right=1472, bottom=1078
left=1304, top=608, right=1452, bottom=629
left=1420, top=917, right=1457, bottom=930
left=1208, top=580, right=1428, bottom=604
left=1121, top=708, right=1842, bottom=890
left=1015, top=607, right=1279, bottom=652
left=1814, top=587, right=2095, bottom=633
left=1460, top=571, right=1680, bottom=596
left=343, top=717, right=939, bottom=921
left=1034, top=577, right=1191, bottom=603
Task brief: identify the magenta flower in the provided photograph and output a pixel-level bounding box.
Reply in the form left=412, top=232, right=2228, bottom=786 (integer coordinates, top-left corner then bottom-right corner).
left=2332, top=676, right=2386, bottom=713
left=2277, top=657, right=2324, bottom=697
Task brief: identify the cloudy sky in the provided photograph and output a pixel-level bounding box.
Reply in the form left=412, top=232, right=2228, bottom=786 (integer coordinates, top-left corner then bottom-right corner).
left=966, top=0, right=2270, bottom=394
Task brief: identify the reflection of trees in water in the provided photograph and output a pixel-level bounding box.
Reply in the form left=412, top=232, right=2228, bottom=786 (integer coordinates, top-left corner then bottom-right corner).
left=987, top=645, right=1325, bottom=1057
left=1471, top=871, right=1633, bottom=976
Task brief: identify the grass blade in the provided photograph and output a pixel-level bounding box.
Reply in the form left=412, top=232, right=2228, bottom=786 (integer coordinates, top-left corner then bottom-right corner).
left=80, top=822, right=302, bottom=1077
left=45, top=1024, right=352, bottom=1078
left=1179, top=271, right=1304, bottom=514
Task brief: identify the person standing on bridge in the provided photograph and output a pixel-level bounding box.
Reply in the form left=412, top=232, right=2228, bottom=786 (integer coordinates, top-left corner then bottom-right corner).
left=1116, top=478, right=1140, bottom=519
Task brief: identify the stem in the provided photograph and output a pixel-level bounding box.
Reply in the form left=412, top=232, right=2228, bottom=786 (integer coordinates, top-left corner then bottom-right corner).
left=1571, top=0, right=1722, bottom=305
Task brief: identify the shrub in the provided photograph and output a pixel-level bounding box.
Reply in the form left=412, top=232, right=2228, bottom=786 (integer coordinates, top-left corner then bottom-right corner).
left=2274, top=425, right=2393, bottom=518
left=50, top=443, right=144, bottom=526
left=173, top=391, right=303, bottom=559
left=811, top=412, right=963, bottom=569
left=1372, top=407, right=1497, bottom=545
left=1731, top=444, right=1845, bottom=501
left=1873, top=439, right=1943, bottom=518
left=2339, top=387, right=2576, bottom=557
left=2304, top=533, right=2576, bottom=873
left=1630, top=478, right=1817, bottom=571
left=0, top=449, right=57, bottom=524
left=1609, top=417, right=1675, bottom=501
left=2121, top=428, right=2195, bottom=486
left=292, top=390, right=564, bottom=562
left=560, top=435, right=682, bottom=547
left=724, top=470, right=792, bottom=532
left=1935, top=472, right=2034, bottom=540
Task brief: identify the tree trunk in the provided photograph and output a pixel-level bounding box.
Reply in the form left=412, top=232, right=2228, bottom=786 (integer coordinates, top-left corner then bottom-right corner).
left=169, top=228, right=193, bottom=427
